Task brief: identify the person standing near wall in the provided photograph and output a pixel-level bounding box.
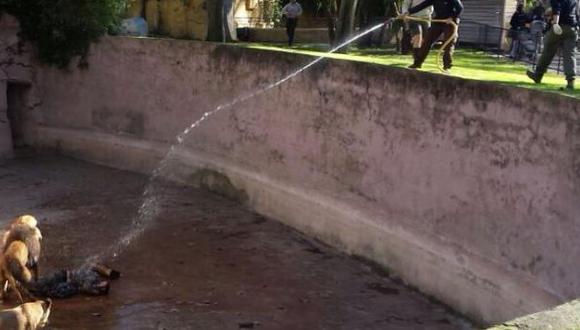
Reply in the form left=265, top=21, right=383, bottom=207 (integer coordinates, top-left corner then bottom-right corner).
left=527, top=0, right=578, bottom=90
left=403, top=0, right=463, bottom=71
left=282, top=0, right=303, bottom=46
left=402, top=0, right=434, bottom=64
left=508, top=3, right=531, bottom=59
left=532, top=0, right=546, bottom=21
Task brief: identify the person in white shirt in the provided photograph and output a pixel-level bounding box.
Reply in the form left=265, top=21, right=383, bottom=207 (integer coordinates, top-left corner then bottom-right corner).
left=402, top=0, right=434, bottom=62
left=282, top=0, right=303, bottom=46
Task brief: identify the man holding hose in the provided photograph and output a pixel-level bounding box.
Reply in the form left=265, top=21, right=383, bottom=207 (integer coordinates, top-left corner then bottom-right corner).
left=527, top=0, right=578, bottom=90
left=402, top=0, right=434, bottom=63
left=402, top=0, right=463, bottom=71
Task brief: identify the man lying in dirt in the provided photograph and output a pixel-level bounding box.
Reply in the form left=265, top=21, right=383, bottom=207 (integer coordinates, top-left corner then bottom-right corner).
left=26, top=264, right=120, bottom=299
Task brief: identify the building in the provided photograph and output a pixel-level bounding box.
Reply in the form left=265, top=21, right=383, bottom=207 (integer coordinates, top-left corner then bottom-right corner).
left=458, top=0, right=519, bottom=48
left=125, top=0, right=274, bottom=40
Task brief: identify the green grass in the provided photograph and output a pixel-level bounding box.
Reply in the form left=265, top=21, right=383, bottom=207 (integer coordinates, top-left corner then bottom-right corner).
left=238, top=42, right=580, bottom=99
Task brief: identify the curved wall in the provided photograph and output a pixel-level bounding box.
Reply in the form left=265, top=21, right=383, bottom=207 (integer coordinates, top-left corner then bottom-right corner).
left=30, top=37, right=580, bottom=325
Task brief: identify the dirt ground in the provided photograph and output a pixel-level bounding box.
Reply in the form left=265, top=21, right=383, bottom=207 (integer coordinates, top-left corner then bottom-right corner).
left=0, top=153, right=474, bottom=329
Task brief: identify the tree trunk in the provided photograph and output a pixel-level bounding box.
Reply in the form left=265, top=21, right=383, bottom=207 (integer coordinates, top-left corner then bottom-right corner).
left=379, top=0, right=401, bottom=47
left=377, top=1, right=392, bottom=47
left=325, top=0, right=338, bottom=46
left=357, top=0, right=372, bottom=48
left=336, top=0, right=359, bottom=46
left=223, top=0, right=237, bottom=41
left=207, top=0, right=225, bottom=41
left=207, top=0, right=237, bottom=42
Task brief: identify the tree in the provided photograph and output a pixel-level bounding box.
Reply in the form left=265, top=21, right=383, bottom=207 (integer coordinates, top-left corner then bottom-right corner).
left=357, top=0, right=390, bottom=47
left=336, top=0, right=359, bottom=44
left=357, top=0, right=373, bottom=47
left=206, top=0, right=237, bottom=42
left=0, top=0, right=126, bottom=67
left=323, top=0, right=339, bottom=46
left=375, top=0, right=394, bottom=47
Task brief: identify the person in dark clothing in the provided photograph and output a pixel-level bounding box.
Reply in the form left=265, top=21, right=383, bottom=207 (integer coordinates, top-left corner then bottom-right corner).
left=27, top=264, right=120, bottom=299
left=404, top=0, right=464, bottom=71
left=282, top=0, right=303, bottom=46
left=532, top=0, right=546, bottom=21
left=527, top=0, right=578, bottom=90
left=509, top=4, right=531, bottom=58
left=511, top=4, right=530, bottom=29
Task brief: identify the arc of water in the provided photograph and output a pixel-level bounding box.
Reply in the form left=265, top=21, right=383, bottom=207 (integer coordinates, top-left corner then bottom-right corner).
left=84, top=22, right=388, bottom=266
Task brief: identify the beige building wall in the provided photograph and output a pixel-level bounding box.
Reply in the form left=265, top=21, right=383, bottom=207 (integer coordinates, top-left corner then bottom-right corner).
left=126, top=0, right=271, bottom=39
left=126, top=0, right=208, bottom=40
left=234, top=0, right=269, bottom=28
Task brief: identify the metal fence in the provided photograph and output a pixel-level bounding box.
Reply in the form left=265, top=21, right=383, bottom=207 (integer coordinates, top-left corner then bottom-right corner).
left=457, top=19, right=580, bottom=75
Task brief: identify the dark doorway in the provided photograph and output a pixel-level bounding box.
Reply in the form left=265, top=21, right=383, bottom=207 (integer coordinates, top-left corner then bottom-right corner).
left=6, top=82, right=30, bottom=148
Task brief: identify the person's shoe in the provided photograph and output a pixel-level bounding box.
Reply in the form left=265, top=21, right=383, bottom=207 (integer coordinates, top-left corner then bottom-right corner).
left=408, top=63, right=421, bottom=69
left=526, top=70, right=542, bottom=84
left=412, top=48, right=419, bottom=62
left=560, top=80, right=574, bottom=91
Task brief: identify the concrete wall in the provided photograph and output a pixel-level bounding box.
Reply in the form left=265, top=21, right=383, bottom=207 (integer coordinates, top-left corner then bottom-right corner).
left=26, top=37, right=580, bottom=325
left=0, top=14, right=37, bottom=160
left=245, top=27, right=329, bottom=43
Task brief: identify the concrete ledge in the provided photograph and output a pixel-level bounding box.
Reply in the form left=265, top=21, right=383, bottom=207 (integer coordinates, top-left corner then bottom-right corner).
left=245, top=28, right=329, bottom=43
left=488, top=299, right=580, bottom=330
left=35, top=126, right=564, bottom=326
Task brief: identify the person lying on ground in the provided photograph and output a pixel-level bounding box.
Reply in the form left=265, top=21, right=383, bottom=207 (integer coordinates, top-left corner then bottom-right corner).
left=27, top=264, right=120, bottom=299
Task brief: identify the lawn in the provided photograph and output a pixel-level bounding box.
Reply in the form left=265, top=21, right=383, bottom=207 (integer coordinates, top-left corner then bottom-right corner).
left=239, top=42, right=580, bottom=99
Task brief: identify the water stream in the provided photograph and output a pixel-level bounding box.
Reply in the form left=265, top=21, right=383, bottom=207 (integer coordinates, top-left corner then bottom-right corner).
left=84, top=22, right=388, bottom=266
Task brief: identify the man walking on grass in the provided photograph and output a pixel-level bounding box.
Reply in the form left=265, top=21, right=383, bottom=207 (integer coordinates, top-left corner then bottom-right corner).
left=527, top=0, right=578, bottom=90
left=282, top=0, right=303, bottom=47
left=403, top=0, right=463, bottom=71
left=402, top=0, right=434, bottom=64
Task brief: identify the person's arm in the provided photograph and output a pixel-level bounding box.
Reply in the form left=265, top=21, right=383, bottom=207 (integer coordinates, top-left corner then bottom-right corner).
left=550, top=0, right=561, bottom=18
left=282, top=4, right=289, bottom=16
left=550, top=0, right=562, bottom=34
left=408, top=0, right=434, bottom=15
left=510, top=13, right=518, bottom=28
left=552, top=13, right=561, bottom=24
left=451, top=0, right=463, bottom=19
left=297, top=4, right=303, bottom=16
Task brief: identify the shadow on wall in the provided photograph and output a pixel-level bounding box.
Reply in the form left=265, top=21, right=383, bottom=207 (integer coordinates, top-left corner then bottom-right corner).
left=190, top=168, right=249, bottom=204
left=1, top=81, right=31, bottom=159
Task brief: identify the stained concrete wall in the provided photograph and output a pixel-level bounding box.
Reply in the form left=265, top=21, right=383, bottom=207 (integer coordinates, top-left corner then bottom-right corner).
left=26, top=37, right=580, bottom=325
left=0, top=14, right=36, bottom=160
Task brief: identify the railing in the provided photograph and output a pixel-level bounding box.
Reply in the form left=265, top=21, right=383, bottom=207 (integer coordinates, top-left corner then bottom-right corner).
left=455, top=19, right=580, bottom=75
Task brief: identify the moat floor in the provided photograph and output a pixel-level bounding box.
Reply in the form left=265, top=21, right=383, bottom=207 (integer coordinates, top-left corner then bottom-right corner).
left=0, top=154, right=473, bottom=329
